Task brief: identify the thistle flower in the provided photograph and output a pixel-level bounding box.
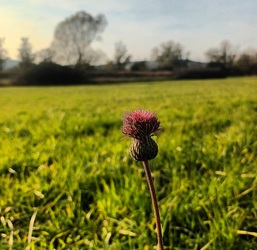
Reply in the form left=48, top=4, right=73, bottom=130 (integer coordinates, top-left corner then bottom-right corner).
left=122, top=110, right=161, bottom=161
left=122, top=110, right=161, bottom=140
left=122, top=110, right=164, bottom=249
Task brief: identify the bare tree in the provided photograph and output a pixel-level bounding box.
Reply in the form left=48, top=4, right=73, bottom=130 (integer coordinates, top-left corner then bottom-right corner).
left=0, top=38, right=8, bottom=71
left=235, top=49, right=257, bottom=75
left=205, top=40, right=237, bottom=70
left=113, top=41, right=131, bottom=70
left=18, top=37, right=34, bottom=68
left=51, top=11, right=107, bottom=68
left=152, top=40, right=186, bottom=70
left=35, top=48, right=55, bottom=64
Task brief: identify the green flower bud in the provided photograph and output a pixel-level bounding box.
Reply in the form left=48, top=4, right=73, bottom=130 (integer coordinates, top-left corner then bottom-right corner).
left=130, top=137, right=158, bottom=161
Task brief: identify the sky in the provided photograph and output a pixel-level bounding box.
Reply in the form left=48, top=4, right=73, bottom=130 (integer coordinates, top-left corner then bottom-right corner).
left=1, top=0, right=257, bottom=63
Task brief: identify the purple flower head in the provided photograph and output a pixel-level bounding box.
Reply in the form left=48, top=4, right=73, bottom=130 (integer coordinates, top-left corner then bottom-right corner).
left=122, top=110, right=161, bottom=140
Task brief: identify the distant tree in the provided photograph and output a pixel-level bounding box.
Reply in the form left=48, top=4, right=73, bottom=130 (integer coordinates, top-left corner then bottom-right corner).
left=235, top=50, right=257, bottom=75
left=18, top=37, right=34, bottom=68
left=51, top=11, right=107, bottom=68
left=235, top=53, right=252, bottom=74
left=74, top=47, right=107, bottom=68
left=104, top=60, right=115, bottom=71
left=205, top=40, right=237, bottom=72
left=152, top=40, right=187, bottom=70
left=36, top=48, right=55, bottom=64
left=0, top=38, right=8, bottom=71
left=113, top=41, right=131, bottom=70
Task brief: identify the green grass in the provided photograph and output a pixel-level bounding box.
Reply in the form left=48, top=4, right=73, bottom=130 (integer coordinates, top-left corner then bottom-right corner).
left=0, top=77, right=257, bottom=249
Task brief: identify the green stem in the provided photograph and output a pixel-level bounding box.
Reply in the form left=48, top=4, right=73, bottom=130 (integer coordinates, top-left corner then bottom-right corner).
left=142, top=160, right=164, bottom=250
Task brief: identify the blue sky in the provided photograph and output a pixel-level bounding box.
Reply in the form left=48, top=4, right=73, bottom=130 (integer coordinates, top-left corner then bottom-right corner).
left=1, top=0, right=257, bottom=62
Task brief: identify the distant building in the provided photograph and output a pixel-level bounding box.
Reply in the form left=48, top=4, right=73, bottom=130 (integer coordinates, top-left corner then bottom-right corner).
left=186, top=60, right=207, bottom=68
left=125, top=60, right=160, bottom=71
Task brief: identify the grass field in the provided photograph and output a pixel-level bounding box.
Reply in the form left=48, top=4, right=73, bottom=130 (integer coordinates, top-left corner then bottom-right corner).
left=0, top=77, right=257, bottom=249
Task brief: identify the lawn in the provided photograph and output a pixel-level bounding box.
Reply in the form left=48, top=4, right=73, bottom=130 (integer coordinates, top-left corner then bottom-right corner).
left=0, top=77, right=257, bottom=249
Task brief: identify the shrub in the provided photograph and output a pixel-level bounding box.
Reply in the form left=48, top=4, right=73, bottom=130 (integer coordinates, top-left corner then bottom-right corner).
left=173, top=67, right=227, bottom=79
left=12, top=62, right=85, bottom=85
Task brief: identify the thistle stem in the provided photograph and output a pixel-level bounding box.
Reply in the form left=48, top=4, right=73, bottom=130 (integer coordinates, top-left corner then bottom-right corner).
left=142, top=160, right=164, bottom=250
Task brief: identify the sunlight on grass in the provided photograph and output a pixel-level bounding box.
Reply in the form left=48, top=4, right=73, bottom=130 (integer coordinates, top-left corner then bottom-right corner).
left=0, top=77, right=257, bottom=249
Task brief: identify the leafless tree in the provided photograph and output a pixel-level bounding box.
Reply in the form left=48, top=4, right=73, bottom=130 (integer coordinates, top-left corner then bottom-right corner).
left=152, top=40, right=186, bottom=70
left=51, top=11, right=107, bottom=68
left=0, top=38, right=8, bottom=71
left=235, top=49, right=257, bottom=74
left=113, top=41, right=131, bottom=70
left=18, top=37, right=34, bottom=68
left=205, top=40, right=237, bottom=69
left=35, top=48, right=55, bottom=64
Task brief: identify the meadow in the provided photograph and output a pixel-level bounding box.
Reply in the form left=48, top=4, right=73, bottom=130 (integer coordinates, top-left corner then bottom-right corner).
left=0, top=77, right=257, bottom=249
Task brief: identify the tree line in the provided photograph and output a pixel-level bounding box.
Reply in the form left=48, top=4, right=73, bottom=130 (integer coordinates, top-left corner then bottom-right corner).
left=0, top=10, right=257, bottom=85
